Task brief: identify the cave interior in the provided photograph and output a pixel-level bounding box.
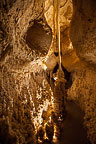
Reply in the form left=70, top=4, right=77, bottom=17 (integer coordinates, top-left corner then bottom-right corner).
left=0, top=0, right=96, bottom=144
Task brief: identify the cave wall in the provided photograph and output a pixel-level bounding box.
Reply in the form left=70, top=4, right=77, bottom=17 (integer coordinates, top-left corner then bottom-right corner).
left=68, top=66, right=96, bottom=144
left=69, top=0, right=96, bottom=143
left=0, top=0, right=96, bottom=143
left=0, top=0, right=53, bottom=143
left=70, top=0, right=96, bottom=65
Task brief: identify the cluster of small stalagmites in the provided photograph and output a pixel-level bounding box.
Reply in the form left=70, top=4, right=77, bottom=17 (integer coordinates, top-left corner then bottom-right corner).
left=35, top=104, right=60, bottom=143
left=36, top=122, right=54, bottom=144
left=36, top=71, right=68, bottom=143
left=35, top=107, right=66, bottom=144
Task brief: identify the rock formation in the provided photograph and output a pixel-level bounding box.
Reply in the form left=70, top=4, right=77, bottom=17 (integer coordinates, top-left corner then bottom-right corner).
left=0, top=0, right=96, bottom=144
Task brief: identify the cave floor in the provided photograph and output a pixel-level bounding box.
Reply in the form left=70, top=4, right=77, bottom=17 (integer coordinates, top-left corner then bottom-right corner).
left=37, top=101, right=90, bottom=144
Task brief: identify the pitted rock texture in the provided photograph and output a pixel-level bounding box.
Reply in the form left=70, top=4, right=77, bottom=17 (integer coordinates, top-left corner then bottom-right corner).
left=0, top=0, right=52, bottom=143
left=70, top=1, right=96, bottom=142
left=70, top=0, right=96, bottom=65
left=0, top=0, right=52, bottom=62
left=68, top=66, right=96, bottom=144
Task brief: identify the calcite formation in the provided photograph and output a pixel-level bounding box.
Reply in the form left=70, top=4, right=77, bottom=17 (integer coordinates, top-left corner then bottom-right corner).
left=0, top=0, right=96, bottom=144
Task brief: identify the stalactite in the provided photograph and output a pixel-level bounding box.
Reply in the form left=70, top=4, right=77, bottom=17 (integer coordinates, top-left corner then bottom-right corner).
left=50, top=0, right=67, bottom=141
left=52, top=0, right=65, bottom=115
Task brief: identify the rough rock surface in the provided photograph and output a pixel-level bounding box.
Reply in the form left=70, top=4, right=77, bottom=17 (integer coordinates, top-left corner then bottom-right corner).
left=0, top=0, right=96, bottom=144
left=0, top=0, right=52, bottom=143
left=68, top=65, right=96, bottom=144
left=69, top=0, right=96, bottom=143
left=70, top=0, right=96, bottom=65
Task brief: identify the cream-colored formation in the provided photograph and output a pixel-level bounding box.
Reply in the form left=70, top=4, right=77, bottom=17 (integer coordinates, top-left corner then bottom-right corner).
left=0, top=0, right=96, bottom=143
left=44, top=0, right=73, bottom=31
left=44, top=0, right=75, bottom=71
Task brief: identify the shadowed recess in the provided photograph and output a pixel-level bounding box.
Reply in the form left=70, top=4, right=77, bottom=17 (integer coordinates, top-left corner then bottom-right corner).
left=25, top=21, right=52, bottom=56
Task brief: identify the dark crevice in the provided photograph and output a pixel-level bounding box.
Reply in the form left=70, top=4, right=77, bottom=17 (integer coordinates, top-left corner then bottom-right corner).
left=61, top=64, right=72, bottom=89
left=0, top=0, right=16, bottom=12
left=25, top=21, right=52, bottom=56
left=0, top=44, right=13, bottom=61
